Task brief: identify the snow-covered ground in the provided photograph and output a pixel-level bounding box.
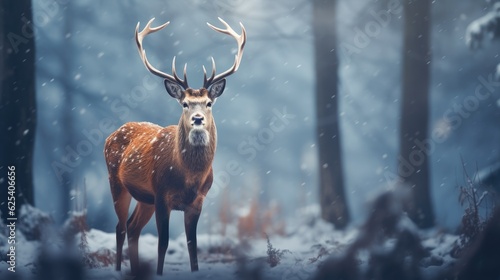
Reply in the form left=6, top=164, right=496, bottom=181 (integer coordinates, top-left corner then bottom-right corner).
left=0, top=204, right=459, bottom=280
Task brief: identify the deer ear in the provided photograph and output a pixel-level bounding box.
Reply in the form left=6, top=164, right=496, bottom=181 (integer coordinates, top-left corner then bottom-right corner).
left=164, top=79, right=184, bottom=99
left=208, top=79, right=226, bottom=99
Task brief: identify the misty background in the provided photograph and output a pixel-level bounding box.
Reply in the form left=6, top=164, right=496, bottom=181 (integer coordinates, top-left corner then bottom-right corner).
left=28, top=0, right=500, bottom=236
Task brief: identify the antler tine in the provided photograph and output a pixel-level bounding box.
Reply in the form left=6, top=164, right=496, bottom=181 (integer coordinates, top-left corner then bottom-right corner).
left=171, top=57, right=189, bottom=89
left=183, top=63, right=188, bottom=86
left=203, top=18, right=246, bottom=89
left=203, top=57, right=217, bottom=89
left=135, top=18, right=189, bottom=89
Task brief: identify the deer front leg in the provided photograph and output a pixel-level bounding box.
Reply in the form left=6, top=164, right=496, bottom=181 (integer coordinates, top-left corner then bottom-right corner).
left=155, top=200, right=171, bottom=275
left=185, top=204, right=202, bottom=272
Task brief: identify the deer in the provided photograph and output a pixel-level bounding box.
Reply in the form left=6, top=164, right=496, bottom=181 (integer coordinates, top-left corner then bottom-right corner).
left=104, top=17, right=246, bottom=276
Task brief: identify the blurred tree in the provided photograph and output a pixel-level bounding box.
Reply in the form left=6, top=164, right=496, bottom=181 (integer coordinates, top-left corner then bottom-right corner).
left=398, top=0, right=435, bottom=228
left=58, top=1, right=76, bottom=219
left=312, top=0, right=350, bottom=228
left=0, top=0, right=36, bottom=222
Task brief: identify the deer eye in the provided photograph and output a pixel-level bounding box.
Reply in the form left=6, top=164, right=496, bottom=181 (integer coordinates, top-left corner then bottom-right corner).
left=207, top=102, right=212, bottom=108
left=182, top=102, right=188, bottom=109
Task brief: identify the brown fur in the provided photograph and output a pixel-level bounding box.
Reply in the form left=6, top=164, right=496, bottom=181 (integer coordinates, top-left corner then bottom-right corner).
left=104, top=89, right=217, bottom=275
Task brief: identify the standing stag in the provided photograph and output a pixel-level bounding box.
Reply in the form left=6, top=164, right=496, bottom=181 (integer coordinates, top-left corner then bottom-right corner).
left=104, top=17, right=246, bottom=275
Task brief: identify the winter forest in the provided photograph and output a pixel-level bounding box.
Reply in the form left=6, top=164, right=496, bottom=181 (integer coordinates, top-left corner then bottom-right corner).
left=1, top=0, right=500, bottom=279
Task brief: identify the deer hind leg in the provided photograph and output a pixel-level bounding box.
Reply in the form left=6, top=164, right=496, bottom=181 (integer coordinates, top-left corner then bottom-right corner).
left=127, top=202, right=155, bottom=276
left=110, top=178, right=131, bottom=271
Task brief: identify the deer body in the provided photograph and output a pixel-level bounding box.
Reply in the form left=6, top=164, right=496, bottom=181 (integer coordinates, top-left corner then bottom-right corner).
left=106, top=120, right=215, bottom=207
left=105, top=18, right=245, bottom=275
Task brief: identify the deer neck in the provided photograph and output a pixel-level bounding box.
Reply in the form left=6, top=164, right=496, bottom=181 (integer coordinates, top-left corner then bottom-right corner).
left=177, top=120, right=217, bottom=172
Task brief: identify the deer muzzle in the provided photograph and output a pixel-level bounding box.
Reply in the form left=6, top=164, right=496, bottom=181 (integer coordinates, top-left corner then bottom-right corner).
left=191, top=113, right=205, bottom=127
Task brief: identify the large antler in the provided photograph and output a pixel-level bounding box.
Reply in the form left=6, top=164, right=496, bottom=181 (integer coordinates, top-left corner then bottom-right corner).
left=203, top=18, right=246, bottom=89
left=135, top=18, right=189, bottom=89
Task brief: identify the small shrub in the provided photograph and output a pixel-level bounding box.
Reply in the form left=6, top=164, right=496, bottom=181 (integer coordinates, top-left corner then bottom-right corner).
left=85, top=248, right=116, bottom=268
left=265, top=234, right=289, bottom=267
left=453, top=161, right=496, bottom=257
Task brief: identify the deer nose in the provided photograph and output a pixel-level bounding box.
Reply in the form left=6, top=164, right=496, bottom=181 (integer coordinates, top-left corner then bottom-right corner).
left=192, top=114, right=204, bottom=125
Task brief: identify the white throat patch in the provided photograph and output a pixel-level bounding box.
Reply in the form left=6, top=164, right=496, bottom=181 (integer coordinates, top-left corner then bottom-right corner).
left=189, top=128, right=210, bottom=146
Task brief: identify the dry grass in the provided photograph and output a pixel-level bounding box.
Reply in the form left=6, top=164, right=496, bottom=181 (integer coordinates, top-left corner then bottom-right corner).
left=235, top=193, right=286, bottom=240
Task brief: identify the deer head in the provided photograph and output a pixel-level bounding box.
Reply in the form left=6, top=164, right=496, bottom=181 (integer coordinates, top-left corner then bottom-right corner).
left=135, top=18, right=246, bottom=147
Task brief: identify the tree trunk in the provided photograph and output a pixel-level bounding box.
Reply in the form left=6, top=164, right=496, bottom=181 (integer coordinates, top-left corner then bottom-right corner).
left=399, top=0, right=435, bottom=228
left=0, top=0, right=36, bottom=222
left=59, top=2, right=75, bottom=220
left=312, top=0, right=349, bottom=229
